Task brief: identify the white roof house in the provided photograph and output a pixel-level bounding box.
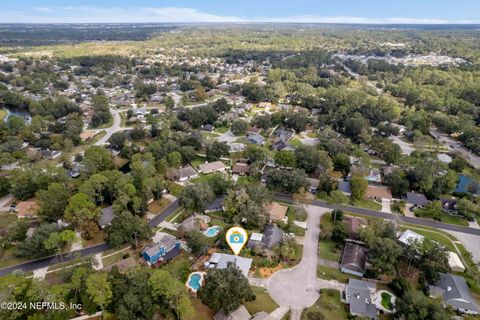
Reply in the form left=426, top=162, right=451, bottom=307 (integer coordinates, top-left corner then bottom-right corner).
left=448, top=251, right=465, bottom=273
left=398, top=230, right=425, bottom=246
left=250, top=233, right=264, bottom=242
left=206, top=253, right=252, bottom=277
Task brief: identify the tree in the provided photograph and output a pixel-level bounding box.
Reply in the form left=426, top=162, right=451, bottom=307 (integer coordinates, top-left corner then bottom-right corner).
left=17, top=223, right=60, bottom=258
left=368, top=237, right=403, bottom=275
left=106, top=211, right=152, bottom=248
left=231, top=120, right=248, bottom=136
left=331, top=222, right=347, bottom=243
left=333, top=153, right=351, bottom=176
left=395, top=289, right=449, bottom=320
left=43, top=230, right=77, bottom=262
left=64, top=193, right=100, bottom=228
left=164, top=96, right=175, bottom=109
left=36, top=182, right=70, bottom=221
left=224, top=187, right=268, bottom=229
left=266, top=169, right=310, bottom=194
left=295, top=145, right=319, bottom=173
left=83, top=146, right=114, bottom=175
left=244, top=145, right=266, bottom=164
left=350, top=175, right=368, bottom=202
left=167, top=151, right=182, bottom=169
left=186, top=231, right=209, bottom=257
left=384, top=169, right=409, bottom=197
left=149, top=270, right=194, bottom=319
left=85, top=272, right=112, bottom=312
left=206, top=142, right=229, bottom=161
left=179, top=182, right=215, bottom=211
left=199, top=265, right=254, bottom=313
left=275, top=238, right=302, bottom=263
left=274, top=150, right=296, bottom=168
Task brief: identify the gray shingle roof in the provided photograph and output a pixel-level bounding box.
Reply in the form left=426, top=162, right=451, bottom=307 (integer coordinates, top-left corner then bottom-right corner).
left=405, top=192, right=429, bottom=206
left=430, top=273, right=480, bottom=313
left=97, top=206, right=115, bottom=228
left=347, top=279, right=377, bottom=319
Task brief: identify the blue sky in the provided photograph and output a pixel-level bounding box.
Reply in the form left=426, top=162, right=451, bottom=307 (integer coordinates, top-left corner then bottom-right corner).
left=1, top=1, right=479, bottom=24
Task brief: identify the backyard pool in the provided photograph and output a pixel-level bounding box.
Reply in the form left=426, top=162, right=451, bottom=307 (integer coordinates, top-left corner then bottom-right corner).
left=186, top=272, right=205, bottom=293
left=204, top=226, right=222, bottom=237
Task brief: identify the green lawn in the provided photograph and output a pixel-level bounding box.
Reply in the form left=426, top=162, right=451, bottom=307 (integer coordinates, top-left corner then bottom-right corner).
left=301, top=289, right=348, bottom=320
left=440, top=212, right=469, bottom=227
left=354, top=199, right=382, bottom=211
left=289, top=138, right=303, bottom=148
left=0, top=109, right=7, bottom=121
left=318, top=240, right=342, bottom=262
left=244, top=286, right=279, bottom=315
left=166, top=181, right=184, bottom=197
left=160, top=253, right=192, bottom=282
left=0, top=212, right=17, bottom=228
left=381, top=292, right=393, bottom=310
left=102, top=250, right=132, bottom=267
left=317, top=265, right=351, bottom=283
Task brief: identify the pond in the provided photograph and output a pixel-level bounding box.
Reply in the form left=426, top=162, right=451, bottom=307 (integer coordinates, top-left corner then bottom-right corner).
left=2, top=106, right=32, bottom=124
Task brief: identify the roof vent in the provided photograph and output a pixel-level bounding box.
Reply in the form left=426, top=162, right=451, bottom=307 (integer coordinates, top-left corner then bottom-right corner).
left=447, top=286, right=452, bottom=292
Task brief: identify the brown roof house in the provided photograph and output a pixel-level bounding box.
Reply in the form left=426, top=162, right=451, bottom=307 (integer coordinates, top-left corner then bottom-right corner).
left=15, top=198, right=39, bottom=218
left=365, top=185, right=392, bottom=201
left=232, top=162, right=250, bottom=176
left=265, top=202, right=289, bottom=223
left=198, top=161, right=226, bottom=174
left=341, top=242, right=368, bottom=277
left=342, top=216, right=368, bottom=241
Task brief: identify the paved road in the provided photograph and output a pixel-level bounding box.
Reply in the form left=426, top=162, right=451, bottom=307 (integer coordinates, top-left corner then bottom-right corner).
left=93, top=107, right=122, bottom=146
left=0, top=200, right=180, bottom=277
left=390, top=135, right=415, bottom=155
left=267, top=206, right=329, bottom=310
left=274, top=194, right=480, bottom=236
left=430, top=127, right=480, bottom=169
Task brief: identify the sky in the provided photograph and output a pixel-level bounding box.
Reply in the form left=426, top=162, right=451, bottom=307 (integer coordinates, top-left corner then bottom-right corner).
left=1, top=0, right=479, bottom=24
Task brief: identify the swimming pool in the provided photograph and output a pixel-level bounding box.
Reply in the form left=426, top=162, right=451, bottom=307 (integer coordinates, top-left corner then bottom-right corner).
left=203, top=226, right=222, bottom=237
left=186, top=272, right=205, bottom=292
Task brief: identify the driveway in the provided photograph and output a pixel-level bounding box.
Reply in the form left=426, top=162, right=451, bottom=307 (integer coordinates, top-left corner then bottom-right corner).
left=390, top=136, right=415, bottom=155
left=267, top=205, right=329, bottom=310
left=217, top=130, right=236, bottom=143
left=381, top=198, right=392, bottom=213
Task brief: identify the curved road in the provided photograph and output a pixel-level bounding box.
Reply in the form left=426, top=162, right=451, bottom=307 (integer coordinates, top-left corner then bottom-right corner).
left=267, top=206, right=329, bottom=314
left=0, top=200, right=179, bottom=277
left=94, top=107, right=122, bottom=146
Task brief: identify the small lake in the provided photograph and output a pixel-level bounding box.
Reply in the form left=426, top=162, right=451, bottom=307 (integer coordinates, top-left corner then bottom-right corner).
left=2, top=106, right=32, bottom=124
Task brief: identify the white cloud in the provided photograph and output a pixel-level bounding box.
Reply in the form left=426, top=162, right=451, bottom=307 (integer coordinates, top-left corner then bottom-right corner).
left=0, top=6, right=477, bottom=24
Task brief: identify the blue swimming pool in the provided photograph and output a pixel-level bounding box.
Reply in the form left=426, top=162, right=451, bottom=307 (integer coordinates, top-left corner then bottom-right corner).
left=186, top=272, right=205, bottom=292
left=204, top=226, right=222, bottom=237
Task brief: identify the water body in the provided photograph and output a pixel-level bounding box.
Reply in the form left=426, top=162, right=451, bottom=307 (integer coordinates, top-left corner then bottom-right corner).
left=2, top=106, right=32, bottom=124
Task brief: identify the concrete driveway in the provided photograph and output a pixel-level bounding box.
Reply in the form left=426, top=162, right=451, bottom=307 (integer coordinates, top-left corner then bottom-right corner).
left=267, top=205, right=329, bottom=310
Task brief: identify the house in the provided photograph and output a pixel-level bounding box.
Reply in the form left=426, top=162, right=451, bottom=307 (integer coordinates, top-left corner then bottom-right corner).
left=344, top=279, right=378, bottom=320
left=341, top=243, right=368, bottom=277
left=205, top=195, right=226, bottom=213
left=306, top=178, right=320, bottom=194
left=441, top=198, right=458, bottom=214
left=232, top=162, right=250, bottom=176
left=404, top=192, right=429, bottom=208
left=272, top=140, right=289, bottom=151
left=382, top=166, right=395, bottom=177
left=265, top=202, right=289, bottom=223
left=228, top=143, right=246, bottom=153
left=437, top=154, right=453, bottom=164
left=177, top=214, right=210, bottom=233
left=247, top=224, right=283, bottom=251
left=338, top=180, right=352, bottom=196
left=201, top=124, right=215, bottom=133
left=15, top=199, right=39, bottom=218
left=132, top=108, right=148, bottom=117
left=365, top=185, right=393, bottom=201
left=274, top=129, right=294, bottom=142
left=97, top=206, right=115, bottom=229
left=213, top=305, right=251, bottom=320
left=172, top=166, right=198, bottom=182
left=429, top=273, right=479, bottom=315
left=448, top=252, right=465, bottom=273
left=398, top=229, right=424, bottom=246
left=246, top=133, right=265, bottom=145
left=40, top=149, right=62, bottom=160
left=199, top=161, right=226, bottom=174
left=79, top=130, right=98, bottom=141
left=258, top=102, right=272, bottom=109
left=143, top=233, right=181, bottom=265
left=206, top=253, right=252, bottom=277
left=342, top=216, right=367, bottom=240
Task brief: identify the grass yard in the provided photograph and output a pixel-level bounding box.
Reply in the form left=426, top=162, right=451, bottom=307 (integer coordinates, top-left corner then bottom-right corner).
left=102, top=249, right=132, bottom=267
left=148, top=198, right=171, bottom=214
left=160, top=252, right=192, bottom=282
left=301, top=289, right=348, bottom=320
left=184, top=298, right=215, bottom=320
left=166, top=181, right=183, bottom=197
left=289, top=138, right=303, bottom=148
left=244, top=286, right=279, bottom=315
left=317, top=265, right=351, bottom=283
left=439, top=212, right=469, bottom=227
left=0, top=212, right=17, bottom=228
left=0, top=109, right=7, bottom=121
left=354, top=199, right=382, bottom=211
left=318, top=240, right=342, bottom=262
left=401, top=226, right=456, bottom=251
left=0, top=246, right=27, bottom=269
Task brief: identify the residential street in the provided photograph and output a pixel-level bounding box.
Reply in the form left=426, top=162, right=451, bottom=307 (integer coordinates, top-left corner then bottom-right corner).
left=430, top=127, right=480, bottom=169
left=93, top=107, right=122, bottom=146
left=0, top=200, right=180, bottom=277
left=267, top=206, right=329, bottom=316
